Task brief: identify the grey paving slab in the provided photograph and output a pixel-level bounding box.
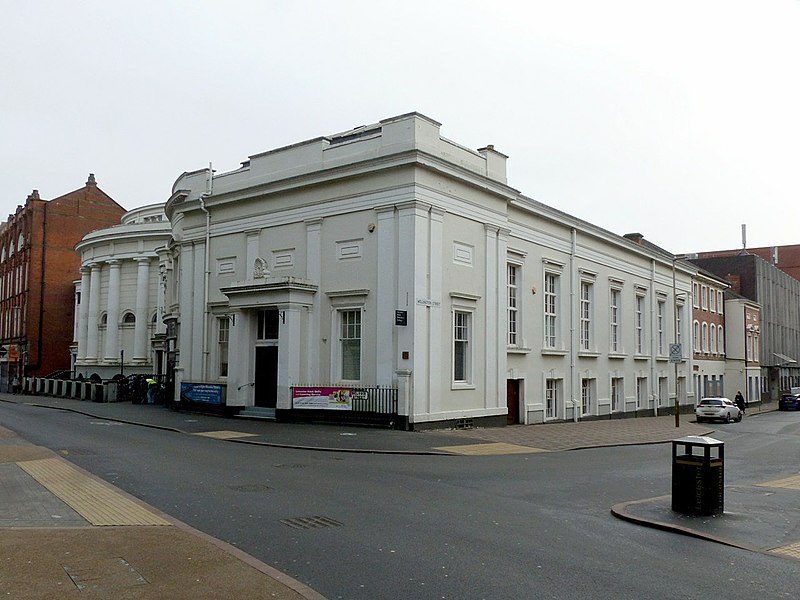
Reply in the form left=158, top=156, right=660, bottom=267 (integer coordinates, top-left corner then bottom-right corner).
left=0, top=463, right=88, bottom=527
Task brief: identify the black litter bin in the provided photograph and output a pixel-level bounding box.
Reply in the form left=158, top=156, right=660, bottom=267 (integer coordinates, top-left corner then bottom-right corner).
left=672, top=435, right=724, bottom=516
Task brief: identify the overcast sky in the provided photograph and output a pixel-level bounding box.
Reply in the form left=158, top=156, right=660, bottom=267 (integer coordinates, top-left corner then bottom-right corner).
left=3, top=0, right=798, bottom=254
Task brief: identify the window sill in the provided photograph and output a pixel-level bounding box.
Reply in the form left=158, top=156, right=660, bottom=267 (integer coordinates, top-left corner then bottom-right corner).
left=451, top=383, right=476, bottom=391
left=633, top=354, right=650, bottom=361
left=608, top=353, right=627, bottom=359
left=507, top=346, right=532, bottom=354
left=541, top=348, right=568, bottom=356
left=578, top=351, right=600, bottom=358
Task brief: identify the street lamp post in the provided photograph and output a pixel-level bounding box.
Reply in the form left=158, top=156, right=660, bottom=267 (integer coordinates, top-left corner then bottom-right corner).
left=671, top=256, right=683, bottom=428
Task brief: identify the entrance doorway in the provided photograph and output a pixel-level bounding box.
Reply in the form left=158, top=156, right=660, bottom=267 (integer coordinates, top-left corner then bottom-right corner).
left=506, top=379, right=520, bottom=425
left=254, top=346, right=278, bottom=408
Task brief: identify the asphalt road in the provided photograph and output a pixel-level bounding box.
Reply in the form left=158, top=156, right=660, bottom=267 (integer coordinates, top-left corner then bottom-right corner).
left=2, top=401, right=800, bottom=599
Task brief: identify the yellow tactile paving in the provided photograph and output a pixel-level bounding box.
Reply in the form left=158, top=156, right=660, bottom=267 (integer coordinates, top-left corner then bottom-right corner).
left=756, top=475, right=800, bottom=490
left=770, top=543, right=800, bottom=559
left=434, top=442, right=550, bottom=455
left=17, top=458, right=171, bottom=526
left=193, top=430, right=260, bottom=440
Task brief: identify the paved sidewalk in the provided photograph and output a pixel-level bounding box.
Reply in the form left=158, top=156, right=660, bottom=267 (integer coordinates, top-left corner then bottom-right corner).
left=1, top=393, right=796, bottom=600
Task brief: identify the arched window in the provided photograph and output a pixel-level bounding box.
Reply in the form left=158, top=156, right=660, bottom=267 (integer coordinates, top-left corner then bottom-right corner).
left=693, top=320, right=700, bottom=353
left=8, top=242, right=13, bottom=257
left=122, top=312, right=136, bottom=325
left=100, top=313, right=108, bottom=326
left=710, top=325, right=717, bottom=354
left=1, top=247, right=5, bottom=263
left=701, top=322, right=709, bottom=353
left=717, top=325, right=724, bottom=354
left=17, top=233, right=24, bottom=251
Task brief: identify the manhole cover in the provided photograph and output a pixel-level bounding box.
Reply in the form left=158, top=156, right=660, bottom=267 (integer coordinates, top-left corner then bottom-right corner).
left=63, top=557, right=148, bottom=592
left=228, top=483, right=271, bottom=493
left=280, top=516, right=343, bottom=530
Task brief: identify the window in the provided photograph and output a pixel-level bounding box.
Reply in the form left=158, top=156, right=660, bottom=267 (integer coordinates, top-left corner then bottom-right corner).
left=545, top=378, right=558, bottom=419
left=544, top=272, right=558, bottom=348
left=693, top=320, right=700, bottom=354
left=610, top=288, right=621, bottom=353
left=701, top=286, right=708, bottom=310
left=676, top=304, right=683, bottom=352
left=710, top=325, right=717, bottom=354
left=217, top=316, right=229, bottom=377
left=746, top=334, right=753, bottom=361
left=753, top=335, right=759, bottom=361
left=718, top=292, right=724, bottom=315
left=257, top=309, right=279, bottom=340
left=340, top=309, right=362, bottom=381
left=581, top=378, right=593, bottom=415
left=453, top=310, right=471, bottom=383
left=636, top=377, right=647, bottom=409
left=702, top=322, right=709, bottom=353
left=710, top=288, right=716, bottom=313
left=657, top=300, right=665, bottom=355
left=717, top=325, right=724, bottom=355
left=507, top=264, right=519, bottom=346
left=122, top=312, right=136, bottom=325
left=611, top=377, right=623, bottom=412
left=580, top=281, right=592, bottom=351
left=635, top=294, right=646, bottom=354
left=692, top=283, right=699, bottom=308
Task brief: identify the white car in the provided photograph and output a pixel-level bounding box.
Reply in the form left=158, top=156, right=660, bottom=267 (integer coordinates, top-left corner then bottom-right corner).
left=695, top=397, right=742, bottom=423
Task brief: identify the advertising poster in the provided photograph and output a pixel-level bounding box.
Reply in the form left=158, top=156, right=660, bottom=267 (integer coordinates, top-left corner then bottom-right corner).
left=292, top=387, right=353, bottom=410
left=180, top=382, right=225, bottom=405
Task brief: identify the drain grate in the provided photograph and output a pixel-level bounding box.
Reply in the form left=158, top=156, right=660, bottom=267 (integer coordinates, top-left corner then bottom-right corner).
left=280, top=516, right=343, bottom=530
left=273, top=463, right=307, bottom=469
left=455, top=418, right=474, bottom=430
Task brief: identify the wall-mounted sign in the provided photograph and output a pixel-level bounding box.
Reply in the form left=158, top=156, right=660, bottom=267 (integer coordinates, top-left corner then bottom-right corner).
left=416, top=299, right=441, bottom=307
left=395, top=310, right=407, bottom=326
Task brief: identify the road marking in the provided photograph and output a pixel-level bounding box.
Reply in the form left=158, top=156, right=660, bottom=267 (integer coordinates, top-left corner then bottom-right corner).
left=755, top=475, right=800, bottom=490
left=770, top=543, right=800, bottom=560
left=18, top=458, right=171, bottom=526
left=434, top=442, right=550, bottom=455
left=193, top=430, right=259, bottom=440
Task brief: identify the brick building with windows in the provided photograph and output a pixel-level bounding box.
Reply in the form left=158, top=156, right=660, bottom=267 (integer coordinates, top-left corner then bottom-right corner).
left=0, top=175, right=125, bottom=388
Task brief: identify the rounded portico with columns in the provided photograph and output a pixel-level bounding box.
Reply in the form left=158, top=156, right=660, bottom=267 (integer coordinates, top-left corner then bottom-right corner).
left=73, top=204, right=172, bottom=380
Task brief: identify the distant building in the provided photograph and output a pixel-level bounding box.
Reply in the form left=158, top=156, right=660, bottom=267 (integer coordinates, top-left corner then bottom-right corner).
left=689, top=270, right=729, bottom=400
left=696, top=245, right=800, bottom=283
left=689, top=254, right=800, bottom=399
left=72, top=204, right=172, bottom=380
left=723, top=293, right=761, bottom=405
left=0, top=175, right=126, bottom=388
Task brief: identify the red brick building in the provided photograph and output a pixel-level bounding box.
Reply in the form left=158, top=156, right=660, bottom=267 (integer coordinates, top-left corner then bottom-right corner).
left=0, top=175, right=126, bottom=385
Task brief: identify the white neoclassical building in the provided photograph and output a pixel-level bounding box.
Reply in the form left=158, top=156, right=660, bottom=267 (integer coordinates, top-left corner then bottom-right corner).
left=165, top=112, right=699, bottom=428
left=73, top=204, right=173, bottom=380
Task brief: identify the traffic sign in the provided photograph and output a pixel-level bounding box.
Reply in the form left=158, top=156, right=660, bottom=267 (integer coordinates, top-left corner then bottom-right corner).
left=669, top=343, right=683, bottom=364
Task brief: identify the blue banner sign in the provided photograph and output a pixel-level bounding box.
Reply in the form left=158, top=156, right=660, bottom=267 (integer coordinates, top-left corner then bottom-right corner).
left=181, top=382, right=225, bottom=405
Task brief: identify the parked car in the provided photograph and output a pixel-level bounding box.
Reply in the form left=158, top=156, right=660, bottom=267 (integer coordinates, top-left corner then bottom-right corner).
left=695, top=397, right=742, bottom=423
left=779, top=394, right=800, bottom=411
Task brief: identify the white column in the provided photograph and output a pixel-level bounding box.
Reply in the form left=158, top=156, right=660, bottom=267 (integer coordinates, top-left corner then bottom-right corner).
left=86, top=263, right=102, bottom=360
left=155, top=250, right=168, bottom=335
left=191, top=242, right=206, bottom=379
left=178, top=244, right=195, bottom=380
left=226, top=309, right=246, bottom=406
left=305, top=219, right=322, bottom=383
left=133, top=258, right=151, bottom=361
left=375, top=207, right=396, bottom=386
left=427, top=207, right=444, bottom=415
left=104, top=260, right=121, bottom=361
left=277, top=306, right=303, bottom=409
left=77, top=267, right=90, bottom=360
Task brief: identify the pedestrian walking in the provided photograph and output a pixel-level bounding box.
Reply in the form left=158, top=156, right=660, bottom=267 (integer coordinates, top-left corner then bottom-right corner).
left=735, top=390, right=746, bottom=414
